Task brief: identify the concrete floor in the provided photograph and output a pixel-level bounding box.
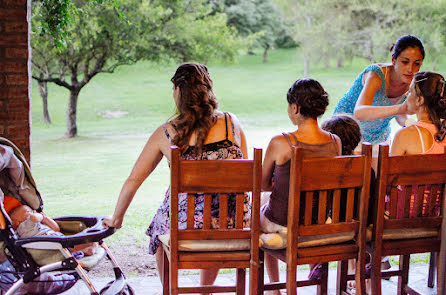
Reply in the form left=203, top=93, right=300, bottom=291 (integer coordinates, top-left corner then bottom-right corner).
left=61, top=263, right=437, bottom=294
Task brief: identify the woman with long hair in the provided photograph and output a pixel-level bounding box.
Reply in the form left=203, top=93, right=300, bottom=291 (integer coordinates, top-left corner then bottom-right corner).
left=103, top=63, right=248, bottom=291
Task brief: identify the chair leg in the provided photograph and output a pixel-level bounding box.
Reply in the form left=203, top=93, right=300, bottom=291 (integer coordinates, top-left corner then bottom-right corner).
left=162, top=248, right=169, bottom=295
left=236, top=268, right=246, bottom=295
left=258, top=250, right=265, bottom=295
left=428, top=252, right=437, bottom=288
left=249, top=257, right=259, bottom=295
left=370, top=248, right=382, bottom=295
left=317, top=263, right=328, bottom=295
left=170, top=259, right=179, bottom=295
left=397, top=254, right=410, bottom=295
left=336, top=260, right=348, bottom=295
left=286, top=264, right=298, bottom=295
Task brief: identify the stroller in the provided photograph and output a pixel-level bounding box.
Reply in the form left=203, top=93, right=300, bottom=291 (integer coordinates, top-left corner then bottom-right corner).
left=0, top=137, right=133, bottom=295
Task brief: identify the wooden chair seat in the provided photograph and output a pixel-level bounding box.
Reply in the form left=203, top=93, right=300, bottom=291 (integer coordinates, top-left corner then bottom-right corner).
left=159, top=234, right=250, bottom=251
left=260, top=231, right=355, bottom=250
left=366, top=226, right=438, bottom=241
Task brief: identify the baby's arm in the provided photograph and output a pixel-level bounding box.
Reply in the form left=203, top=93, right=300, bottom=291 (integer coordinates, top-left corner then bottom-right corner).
left=30, top=212, right=60, bottom=232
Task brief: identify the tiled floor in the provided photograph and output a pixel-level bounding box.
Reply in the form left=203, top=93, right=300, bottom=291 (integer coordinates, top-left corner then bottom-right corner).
left=61, top=263, right=437, bottom=294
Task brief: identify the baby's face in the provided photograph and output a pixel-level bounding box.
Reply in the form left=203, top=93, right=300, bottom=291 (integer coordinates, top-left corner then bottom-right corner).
left=10, top=205, right=33, bottom=229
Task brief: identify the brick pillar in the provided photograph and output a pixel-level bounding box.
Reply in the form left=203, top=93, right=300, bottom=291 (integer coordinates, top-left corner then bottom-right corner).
left=0, top=0, right=31, bottom=164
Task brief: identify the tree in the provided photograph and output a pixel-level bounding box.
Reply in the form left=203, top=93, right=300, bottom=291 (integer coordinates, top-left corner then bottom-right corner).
left=32, top=0, right=242, bottom=137
left=211, top=0, right=290, bottom=62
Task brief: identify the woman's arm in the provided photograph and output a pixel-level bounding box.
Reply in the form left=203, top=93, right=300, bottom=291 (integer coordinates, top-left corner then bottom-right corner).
left=353, top=71, right=407, bottom=121
left=228, top=112, right=248, bottom=159
left=262, top=136, right=281, bottom=191
left=103, top=126, right=166, bottom=229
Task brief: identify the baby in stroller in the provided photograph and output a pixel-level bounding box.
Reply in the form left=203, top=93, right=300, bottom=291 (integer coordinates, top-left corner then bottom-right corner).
left=0, top=138, right=133, bottom=295
left=9, top=203, right=98, bottom=257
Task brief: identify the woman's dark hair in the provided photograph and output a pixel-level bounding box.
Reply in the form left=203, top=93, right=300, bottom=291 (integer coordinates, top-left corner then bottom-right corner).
left=170, top=63, right=218, bottom=153
left=391, top=34, right=425, bottom=60
left=321, top=115, right=362, bottom=155
left=286, top=78, right=329, bottom=119
left=414, top=71, right=446, bottom=141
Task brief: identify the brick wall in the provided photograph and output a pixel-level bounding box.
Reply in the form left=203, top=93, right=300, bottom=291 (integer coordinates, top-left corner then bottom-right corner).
left=0, top=0, right=31, bottom=163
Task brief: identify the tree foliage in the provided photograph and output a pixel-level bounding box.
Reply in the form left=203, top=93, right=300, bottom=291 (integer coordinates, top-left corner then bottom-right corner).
left=31, top=0, right=242, bottom=137
left=211, top=0, right=293, bottom=62
left=275, top=0, right=446, bottom=75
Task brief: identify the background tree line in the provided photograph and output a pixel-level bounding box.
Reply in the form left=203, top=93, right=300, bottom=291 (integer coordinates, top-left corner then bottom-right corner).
left=32, top=0, right=446, bottom=137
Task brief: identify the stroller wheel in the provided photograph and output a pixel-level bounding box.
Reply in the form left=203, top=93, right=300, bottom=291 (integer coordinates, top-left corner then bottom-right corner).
left=99, top=281, right=134, bottom=295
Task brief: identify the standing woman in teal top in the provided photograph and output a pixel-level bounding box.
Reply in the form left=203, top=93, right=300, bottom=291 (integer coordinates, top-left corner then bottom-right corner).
left=333, top=35, right=425, bottom=145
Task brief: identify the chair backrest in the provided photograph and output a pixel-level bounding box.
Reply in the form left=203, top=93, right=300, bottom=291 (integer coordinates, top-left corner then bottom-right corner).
left=170, top=147, right=262, bottom=250
left=287, top=143, right=372, bottom=249
left=374, top=144, right=446, bottom=243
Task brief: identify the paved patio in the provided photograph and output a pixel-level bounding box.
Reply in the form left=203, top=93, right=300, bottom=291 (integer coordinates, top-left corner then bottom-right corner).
left=62, top=263, right=437, bottom=294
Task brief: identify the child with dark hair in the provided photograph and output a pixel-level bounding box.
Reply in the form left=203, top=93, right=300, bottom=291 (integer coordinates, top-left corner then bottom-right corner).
left=322, top=115, right=376, bottom=292
left=260, top=78, right=342, bottom=293
left=321, top=115, right=362, bottom=156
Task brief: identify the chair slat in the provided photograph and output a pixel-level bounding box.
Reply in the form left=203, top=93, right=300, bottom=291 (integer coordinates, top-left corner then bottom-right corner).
left=203, top=193, right=212, bottom=229
left=235, top=193, right=244, bottom=229
left=428, top=185, right=439, bottom=216
left=415, top=185, right=425, bottom=217
left=389, top=186, right=398, bottom=219
left=304, top=191, right=313, bottom=225
left=219, top=194, right=228, bottom=229
left=401, top=185, right=411, bottom=218
left=345, top=188, right=355, bottom=222
left=318, top=190, right=327, bottom=224
left=332, top=189, right=341, bottom=223
left=187, top=194, right=195, bottom=229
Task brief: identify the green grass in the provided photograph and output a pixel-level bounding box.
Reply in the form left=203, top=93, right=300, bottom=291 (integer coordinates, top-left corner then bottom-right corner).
left=30, top=48, right=446, bottom=245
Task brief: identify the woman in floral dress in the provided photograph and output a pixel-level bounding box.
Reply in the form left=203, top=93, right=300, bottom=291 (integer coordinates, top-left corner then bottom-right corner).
left=103, top=63, right=248, bottom=289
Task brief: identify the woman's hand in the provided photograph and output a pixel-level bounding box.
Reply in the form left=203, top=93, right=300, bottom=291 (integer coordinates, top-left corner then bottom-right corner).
left=102, top=215, right=123, bottom=229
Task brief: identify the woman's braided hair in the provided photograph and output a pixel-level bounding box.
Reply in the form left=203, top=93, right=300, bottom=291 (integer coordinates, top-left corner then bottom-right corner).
left=170, top=63, right=218, bottom=153
left=286, top=78, right=329, bottom=119
left=414, top=71, right=446, bottom=142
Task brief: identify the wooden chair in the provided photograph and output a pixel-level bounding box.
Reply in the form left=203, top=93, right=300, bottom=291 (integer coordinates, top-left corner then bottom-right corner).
left=259, top=143, right=372, bottom=295
left=370, top=144, right=446, bottom=295
left=161, top=147, right=262, bottom=295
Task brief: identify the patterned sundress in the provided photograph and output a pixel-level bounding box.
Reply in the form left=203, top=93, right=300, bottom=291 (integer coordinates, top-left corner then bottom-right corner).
left=333, top=64, right=406, bottom=145
left=146, top=113, right=250, bottom=254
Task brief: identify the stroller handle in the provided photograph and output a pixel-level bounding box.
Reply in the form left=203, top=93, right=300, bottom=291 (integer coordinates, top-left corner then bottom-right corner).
left=14, top=216, right=115, bottom=248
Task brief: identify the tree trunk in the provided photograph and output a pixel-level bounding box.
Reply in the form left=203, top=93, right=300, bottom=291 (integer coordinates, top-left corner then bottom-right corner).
left=337, top=57, right=344, bottom=68
left=304, top=57, right=310, bottom=78
left=37, top=78, right=51, bottom=124
left=324, top=55, right=329, bottom=69
left=263, top=45, right=269, bottom=63
left=65, top=89, right=80, bottom=138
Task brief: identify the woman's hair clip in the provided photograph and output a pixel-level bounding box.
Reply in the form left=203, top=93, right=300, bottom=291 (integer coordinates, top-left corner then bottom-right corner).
left=436, top=127, right=446, bottom=142
left=439, top=79, right=446, bottom=97
left=415, top=77, right=428, bottom=83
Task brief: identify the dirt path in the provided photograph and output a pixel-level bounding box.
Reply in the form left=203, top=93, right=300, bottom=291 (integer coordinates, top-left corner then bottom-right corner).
left=89, top=243, right=158, bottom=278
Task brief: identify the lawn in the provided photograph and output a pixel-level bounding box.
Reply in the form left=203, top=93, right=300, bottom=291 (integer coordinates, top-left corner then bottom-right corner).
left=30, top=48, right=446, bottom=245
